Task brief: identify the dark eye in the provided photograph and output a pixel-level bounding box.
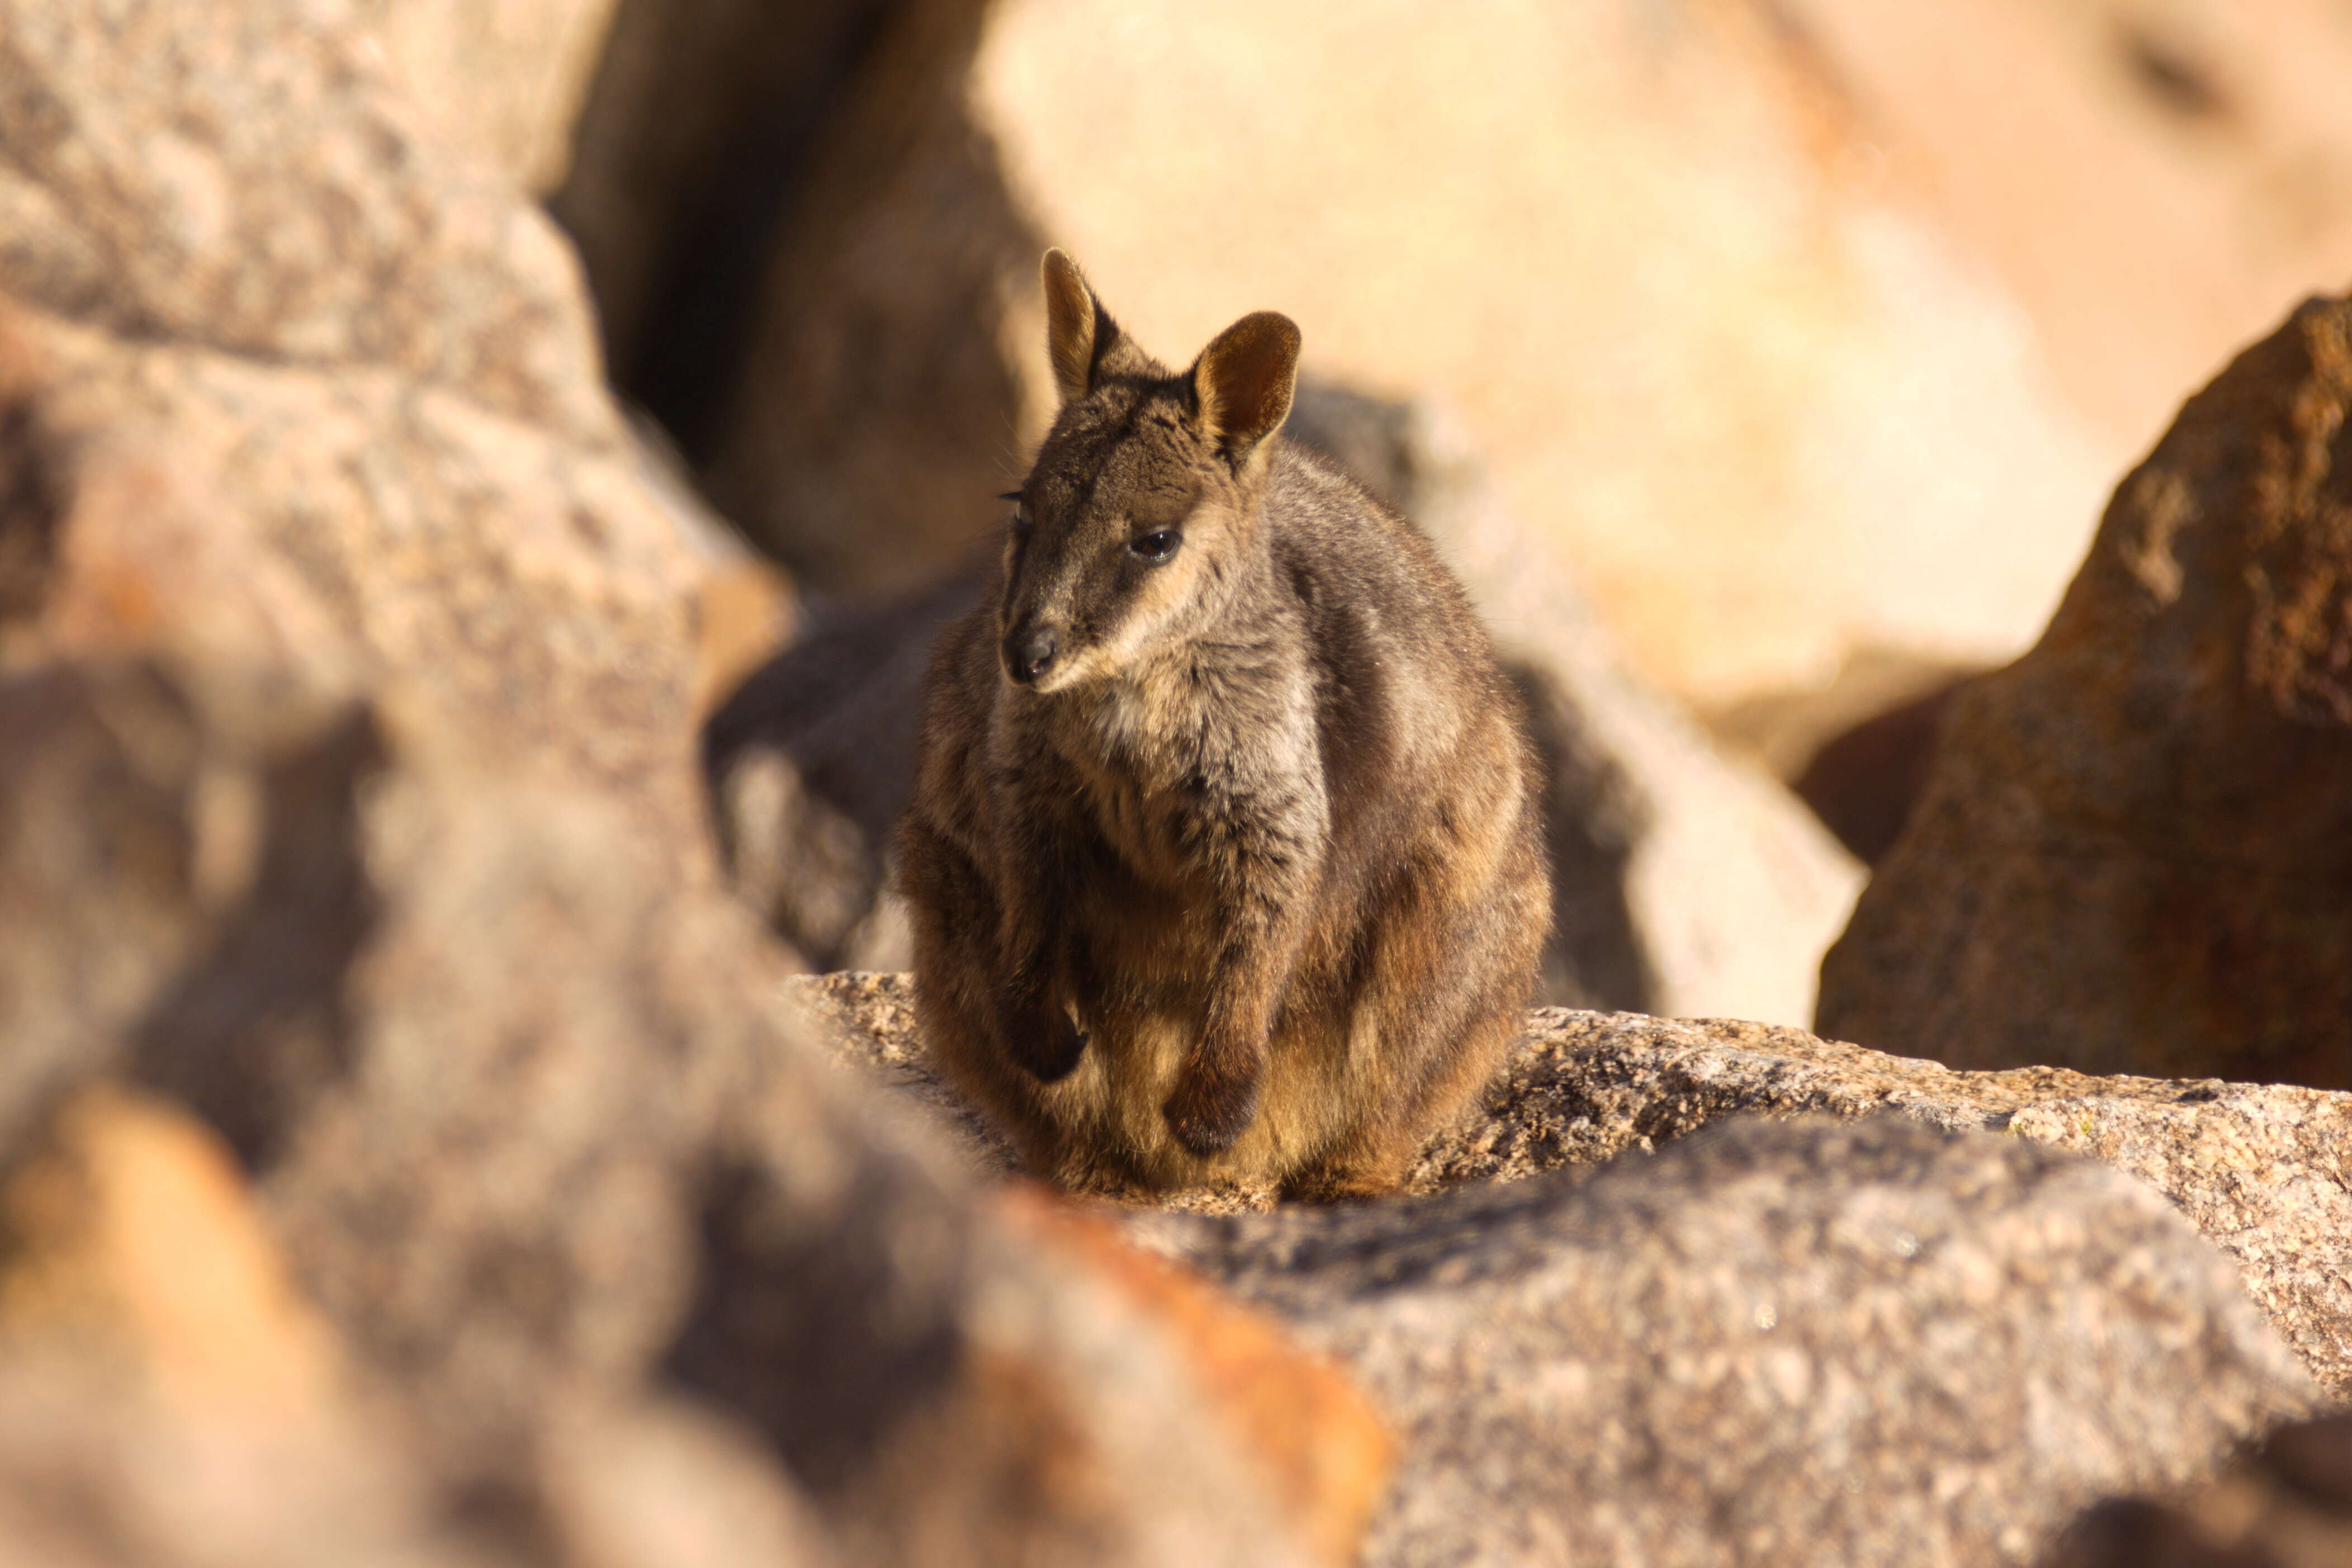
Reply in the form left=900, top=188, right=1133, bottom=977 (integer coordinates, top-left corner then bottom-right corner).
left=1130, top=529, right=1181, bottom=562
left=1001, top=491, right=1031, bottom=537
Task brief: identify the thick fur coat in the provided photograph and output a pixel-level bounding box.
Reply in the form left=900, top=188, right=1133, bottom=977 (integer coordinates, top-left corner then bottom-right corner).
left=897, top=252, right=1549, bottom=1198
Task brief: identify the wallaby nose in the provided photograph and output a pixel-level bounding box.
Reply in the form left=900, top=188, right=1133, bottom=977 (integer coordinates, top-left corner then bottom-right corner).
left=1005, top=623, right=1059, bottom=685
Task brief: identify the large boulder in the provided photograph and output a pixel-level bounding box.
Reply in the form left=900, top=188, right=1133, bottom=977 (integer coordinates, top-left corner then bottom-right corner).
left=1127, top=1115, right=2318, bottom=1568
left=709, top=382, right=1861, bottom=1022
left=805, top=973, right=2352, bottom=1401
left=1818, top=294, right=2352, bottom=1091
left=696, top=0, right=2107, bottom=705
left=0, top=4, right=1350, bottom=1564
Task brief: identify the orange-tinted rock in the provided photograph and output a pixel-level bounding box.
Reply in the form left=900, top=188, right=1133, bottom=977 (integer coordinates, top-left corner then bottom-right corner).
left=995, top=1186, right=1395, bottom=1568
left=0, top=1086, right=339, bottom=1420
left=1819, top=294, right=2352, bottom=1087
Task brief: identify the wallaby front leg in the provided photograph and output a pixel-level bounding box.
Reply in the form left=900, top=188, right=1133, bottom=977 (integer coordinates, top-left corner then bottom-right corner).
left=993, top=937, right=1087, bottom=1083
left=1163, top=878, right=1307, bottom=1155
left=991, top=822, right=1089, bottom=1082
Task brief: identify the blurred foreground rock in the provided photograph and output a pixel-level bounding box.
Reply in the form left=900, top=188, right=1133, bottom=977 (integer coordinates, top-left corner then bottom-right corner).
left=805, top=973, right=2352, bottom=1400
left=0, top=4, right=1350, bottom=1564
left=1128, top=1116, right=2316, bottom=1568
left=352, top=0, right=623, bottom=193
left=1820, top=293, right=2352, bottom=1090
left=712, top=383, right=1861, bottom=1023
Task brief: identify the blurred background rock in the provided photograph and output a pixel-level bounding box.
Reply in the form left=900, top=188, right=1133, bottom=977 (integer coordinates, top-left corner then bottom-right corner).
left=572, top=0, right=2352, bottom=1024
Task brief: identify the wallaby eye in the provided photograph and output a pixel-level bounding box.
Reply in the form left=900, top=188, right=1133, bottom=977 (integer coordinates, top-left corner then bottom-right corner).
left=1130, top=529, right=1182, bottom=563
left=1001, top=491, right=1031, bottom=537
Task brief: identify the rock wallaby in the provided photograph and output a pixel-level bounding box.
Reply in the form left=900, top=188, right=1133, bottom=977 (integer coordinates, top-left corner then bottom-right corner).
left=897, top=252, right=1550, bottom=1198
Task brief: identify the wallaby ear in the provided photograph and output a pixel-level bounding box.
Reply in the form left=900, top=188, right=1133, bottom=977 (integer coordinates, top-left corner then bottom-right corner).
left=1191, top=311, right=1302, bottom=468
left=1042, top=249, right=1124, bottom=405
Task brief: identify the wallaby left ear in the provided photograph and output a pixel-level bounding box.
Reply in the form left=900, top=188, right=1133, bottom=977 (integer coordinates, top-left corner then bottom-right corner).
left=1191, top=311, right=1302, bottom=469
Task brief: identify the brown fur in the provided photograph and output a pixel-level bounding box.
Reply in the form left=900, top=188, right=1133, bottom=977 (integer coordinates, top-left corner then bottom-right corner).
left=896, top=252, right=1550, bottom=1200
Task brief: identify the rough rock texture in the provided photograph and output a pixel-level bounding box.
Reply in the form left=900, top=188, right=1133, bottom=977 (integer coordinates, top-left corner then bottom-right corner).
left=1819, top=293, right=2352, bottom=1091
left=701, top=0, right=2106, bottom=704
left=712, top=383, right=1860, bottom=1022
left=804, top=972, right=2352, bottom=1398
left=0, top=4, right=1338, bottom=1564
left=1127, top=1116, right=2320, bottom=1568
left=2045, top=1413, right=2352, bottom=1568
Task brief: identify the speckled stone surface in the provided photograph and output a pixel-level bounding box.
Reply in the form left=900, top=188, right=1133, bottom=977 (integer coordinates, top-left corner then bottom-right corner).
left=1128, top=1116, right=2318, bottom=1568
left=798, top=973, right=2352, bottom=1397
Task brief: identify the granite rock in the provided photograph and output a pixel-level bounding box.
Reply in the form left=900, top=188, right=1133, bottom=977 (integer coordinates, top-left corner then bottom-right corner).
left=803, top=973, right=2352, bottom=1398
left=352, top=0, right=623, bottom=192
left=1127, top=1116, right=2320, bottom=1568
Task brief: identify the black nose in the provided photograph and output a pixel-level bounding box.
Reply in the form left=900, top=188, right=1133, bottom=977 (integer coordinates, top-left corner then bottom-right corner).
left=1005, top=623, right=1059, bottom=684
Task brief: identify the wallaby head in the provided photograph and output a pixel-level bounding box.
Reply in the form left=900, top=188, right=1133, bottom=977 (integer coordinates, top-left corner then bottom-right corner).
left=997, top=250, right=1302, bottom=693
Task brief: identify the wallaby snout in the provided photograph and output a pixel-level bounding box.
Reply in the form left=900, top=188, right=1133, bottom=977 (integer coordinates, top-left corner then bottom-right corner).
left=1003, top=619, right=1060, bottom=685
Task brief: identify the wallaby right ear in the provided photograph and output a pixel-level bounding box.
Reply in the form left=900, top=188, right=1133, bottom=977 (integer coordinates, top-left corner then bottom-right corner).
left=1042, top=249, right=1124, bottom=405
left=1191, top=310, right=1301, bottom=470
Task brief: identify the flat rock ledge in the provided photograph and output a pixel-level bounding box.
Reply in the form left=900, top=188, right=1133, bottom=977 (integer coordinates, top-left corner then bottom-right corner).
left=794, top=971, right=2352, bottom=1399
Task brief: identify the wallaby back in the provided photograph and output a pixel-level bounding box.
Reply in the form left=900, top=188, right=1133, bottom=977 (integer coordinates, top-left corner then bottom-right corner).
left=897, top=252, right=1549, bottom=1198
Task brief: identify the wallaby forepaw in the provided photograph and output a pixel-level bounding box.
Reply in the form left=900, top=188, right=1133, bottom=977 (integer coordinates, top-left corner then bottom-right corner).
left=999, top=999, right=1088, bottom=1083
left=1162, top=1070, right=1261, bottom=1156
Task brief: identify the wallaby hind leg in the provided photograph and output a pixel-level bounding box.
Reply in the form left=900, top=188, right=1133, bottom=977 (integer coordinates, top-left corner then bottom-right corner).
left=1277, top=1143, right=1416, bottom=1203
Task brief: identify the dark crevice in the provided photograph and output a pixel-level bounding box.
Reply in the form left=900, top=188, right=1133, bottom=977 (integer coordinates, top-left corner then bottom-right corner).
left=0, top=395, right=71, bottom=625
left=1792, top=677, right=1970, bottom=865
left=551, top=0, right=900, bottom=465
left=2118, top=22, right=2232, bottom=124
left=1506, top=662, right=1658, bottom=1013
